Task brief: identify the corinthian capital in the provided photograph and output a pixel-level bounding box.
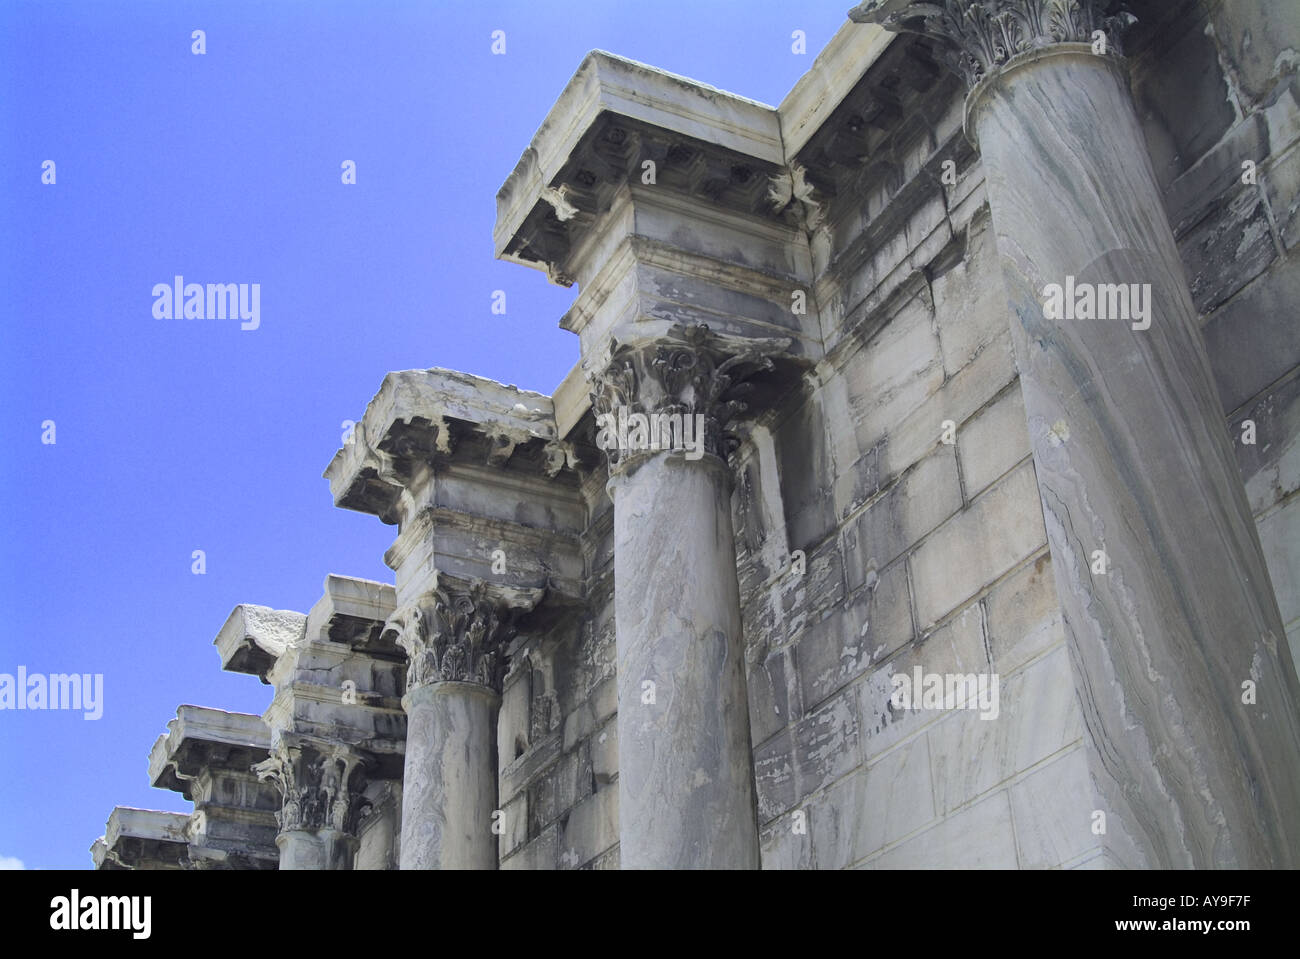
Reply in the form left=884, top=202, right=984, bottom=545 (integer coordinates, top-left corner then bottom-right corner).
left=586, top=323, right=792, bottom=470
left=849, top=0, right=1136, bottom=88
left=253, top=738, right=369, bottom=835
left=384, top=579, right=541, bottom=696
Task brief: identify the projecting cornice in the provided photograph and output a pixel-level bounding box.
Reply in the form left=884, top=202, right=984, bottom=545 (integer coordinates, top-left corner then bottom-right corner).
left=324, top=368, right=572, bottom=524
left=213, top=603, right=308, bottom=683
left=495, top=51, right=791, bottom=287
left=93, top=808, right=191, bottom=870
left=848, top=0, right=1137, bottom=88
left=148, top=705, right=271, bottom=796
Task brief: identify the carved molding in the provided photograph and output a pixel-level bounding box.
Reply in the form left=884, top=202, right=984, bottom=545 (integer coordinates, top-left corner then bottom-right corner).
left=586, top=323, right=792, bottom=469
left=385, top=580, right=539, bottom=695
left=252, top=739, right=368, bottom=836
left=849, top=0, right=1137, bottom=88
left=768, top=164, right=828, bottom=232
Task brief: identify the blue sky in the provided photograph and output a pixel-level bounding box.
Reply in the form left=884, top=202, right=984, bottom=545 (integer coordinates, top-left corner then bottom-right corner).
left=0, top=0, right=850, bottom=868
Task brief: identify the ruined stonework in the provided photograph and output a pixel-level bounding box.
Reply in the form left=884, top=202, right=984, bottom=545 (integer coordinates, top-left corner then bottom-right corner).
left=95, top=0, right=1300, bottom=869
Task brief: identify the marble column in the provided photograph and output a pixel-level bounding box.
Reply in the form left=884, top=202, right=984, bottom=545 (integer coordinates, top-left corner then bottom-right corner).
left=591, top=323, right=785, bottom=869
left=852, top=0, right=1300, bottom=866
left=387, top=579, right=538, bottom=870
left=253, top=738, right=367, bottom=870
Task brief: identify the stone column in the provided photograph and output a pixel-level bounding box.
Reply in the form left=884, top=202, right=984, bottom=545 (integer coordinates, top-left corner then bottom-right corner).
left=852, top=0, right=1300, bottom=866
left=253, top=737, right=368, bottom=870
left=387, top=579, right=540, bottom=870
left=590, top=323, right=787, bottom=869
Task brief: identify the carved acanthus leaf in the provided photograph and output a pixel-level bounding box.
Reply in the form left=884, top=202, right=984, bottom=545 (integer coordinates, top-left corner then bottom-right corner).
left=848, top=0, right=1137, bottom=88
left=385, top=580, right=531, bottom=694
left=252, top=739, right=368, bottom=836
left=586, top=323, right=791, bottom=467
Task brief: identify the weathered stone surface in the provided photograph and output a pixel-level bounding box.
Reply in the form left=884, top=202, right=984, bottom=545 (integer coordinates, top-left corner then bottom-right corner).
left=1009, top=746, right=1099, bottom=869
left=608, top=453, right=759, bottom=868
left=983, top=551, right=1063, bottom=675
left=94, top=808, right=191, bottom=871
left=926, top=646, right=1084, bottom=816
left=956, top=384, right=1031, bottom=500
left=808, top=734, right=933, bottom=868
left=1203, top=249, right=1300, bottom=413
left=759, top=810, right=813, bottom=870
left=1206, top=1, right=1300, bottom=109
left=862, top=790, right=1018, bottom=869
left=909, top=461, right=1046, bottom=629
left=792, top=560, right=912, bottom=708
left=930, top=210, right=1009, bottom=378
left=970, top=43, right=1300, bottom=866
left=1265, top=136, right=1300, bottom=252
left=845, top=445, right=962, bottom=577
left=1179, top=185, right=1278, bottom=314
left=557, top=787, right=618, bottom=869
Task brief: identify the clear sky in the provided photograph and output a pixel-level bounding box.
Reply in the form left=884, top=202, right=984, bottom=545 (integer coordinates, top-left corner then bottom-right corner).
left=0, top=0, right=852, bottom=868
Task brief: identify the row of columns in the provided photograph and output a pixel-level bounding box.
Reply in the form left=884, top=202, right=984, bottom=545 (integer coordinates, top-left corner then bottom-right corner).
left=287, top=0, right=1300, bottom=869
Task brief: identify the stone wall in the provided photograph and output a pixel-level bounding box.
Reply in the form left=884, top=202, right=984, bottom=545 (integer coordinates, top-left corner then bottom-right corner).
left=1131, top=0, right=1300, bottom=667
left=93, top=1, right=1300, bottom=870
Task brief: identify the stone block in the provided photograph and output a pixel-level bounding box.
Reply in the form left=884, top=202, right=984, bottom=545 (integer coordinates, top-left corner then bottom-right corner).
left=500, top=793, right=528, bottom=857
left=501, top=824, right=558, bottom=871
left=792, top=686, right=862, bottom=799
left=1165, top=115, right=1269, bottom=234
left=844, top=445, right=962, bottom=577
left=1265, top=137, right=1300, bottom=252
left=1235, top=372, right=1300, bottom=512
left=1009, top=746, right=1098, bottom=869
left=591, top=719, right=618, bottom=786
left=927, top=645, right=1085, bottom=816
left=742, top=535, right=846, bottom=651
left=1258, top=501, right=1300, bottom=628
left=1179, top=184, right=1278, bottom=314
left=879, top=326, right=1019, bottom=483
left=809, top=734, right=934, bottom=869
left=865, top=789, right=1017, bottom=868
left=746, top=645, right=792, bottom=747
left=1132, top=15, right=1236, bottom=187
left=793, top=560, right=912, bottom=709
left=957, top=384, right=1031, bottom=500
left=1202, top=253, right=1300, bottom=412
left=1208, top=1, right=1300, bottom=109
left=845, top=292, right=944, bottom=457
left=759, top=809, right=812, bottom=870
left=857, top=600, right=989, bottom=764
left=984, top=551, right=1063, bottom=675
left=754, top=730, right=797, bottom=823
left=931, top=210, right=1010, bottom=378
left=909, top=461, right=1047, bottom=629
left=558, top=787, right=618, bottom=869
